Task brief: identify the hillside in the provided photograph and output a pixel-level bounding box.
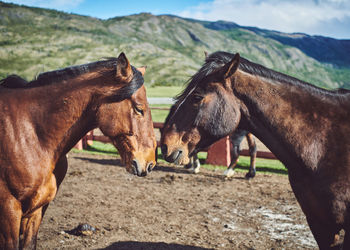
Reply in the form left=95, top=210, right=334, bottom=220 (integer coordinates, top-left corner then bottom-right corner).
left=0, top=1, right=349, bottom=89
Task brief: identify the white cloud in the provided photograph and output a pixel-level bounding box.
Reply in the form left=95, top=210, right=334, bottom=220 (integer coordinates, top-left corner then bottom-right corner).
left=3, top=0, right=84, bottom=11
left=178, top=0, right=350, bottom=38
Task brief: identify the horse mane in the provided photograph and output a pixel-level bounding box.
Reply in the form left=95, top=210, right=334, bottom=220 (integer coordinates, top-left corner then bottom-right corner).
left=175, top=51, right=350, bottom=102
left=0, top=59, right=119, bottom=89
left=31, top=58, right=119, bottom=87
left=0, top=58, right=144, bottom=101
left=0, top=74, right=28, bottom=89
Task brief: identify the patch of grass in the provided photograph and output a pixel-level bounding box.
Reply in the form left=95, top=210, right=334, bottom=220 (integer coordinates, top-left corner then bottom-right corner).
left=72, top=141, right=119, bottom=156
left=150, top=104, right=171, bottom=123
left=146, top=86, right=183, bottom=97
left=198, top=154, right=287, bottom=175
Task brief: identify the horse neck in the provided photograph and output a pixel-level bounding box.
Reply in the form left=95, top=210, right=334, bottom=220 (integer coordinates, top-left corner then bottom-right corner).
left=29, top=76, right=104, bottom=159
left=233, top=70, right=346, bottom=171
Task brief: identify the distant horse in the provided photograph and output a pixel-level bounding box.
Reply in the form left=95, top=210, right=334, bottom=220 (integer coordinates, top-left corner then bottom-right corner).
left=184, top=130, right=257, bottom=178
left=161, top=51, right=350, bottom=249
left=0, top=53, right=157, bottom=249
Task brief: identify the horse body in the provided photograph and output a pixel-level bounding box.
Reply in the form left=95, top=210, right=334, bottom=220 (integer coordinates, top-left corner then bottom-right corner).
left=234, top=65, right=350, bottom=246
left=0, top=53, right=156, bottom=249
left=224, top=131, right=257, bottom=178
left=161, top=51, right=350, bottom=248
left=182, top=130, right=257, bottom=178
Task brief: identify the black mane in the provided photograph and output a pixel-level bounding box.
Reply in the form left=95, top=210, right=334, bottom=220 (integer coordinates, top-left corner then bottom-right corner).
left=176, top=51, right=350, bottom=102
left=32, top=58, right=119, bottom=87
left=0, top=75, right=28, bottom=88
left=0, top=58, right=144, bottom=101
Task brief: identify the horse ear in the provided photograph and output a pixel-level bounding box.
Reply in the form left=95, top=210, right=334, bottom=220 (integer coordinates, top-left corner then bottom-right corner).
left=137, top=66, right=147, bottom=76
left=223, top=53, right=240, bottom=79
left=204, top=51, right=208, bottom=60
left=116, top=52, right=132, bottom=80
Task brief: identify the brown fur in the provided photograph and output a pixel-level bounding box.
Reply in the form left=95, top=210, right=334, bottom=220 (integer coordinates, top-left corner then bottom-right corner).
left=0, top=53, right=156, bottom=249
left=161, top=51, right=350, bottom=249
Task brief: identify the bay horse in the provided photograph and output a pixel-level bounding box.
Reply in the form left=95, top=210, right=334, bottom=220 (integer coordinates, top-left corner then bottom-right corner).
left=160, top=51, right=350, bottom=249
left=0, top=53, right=157, bottom=250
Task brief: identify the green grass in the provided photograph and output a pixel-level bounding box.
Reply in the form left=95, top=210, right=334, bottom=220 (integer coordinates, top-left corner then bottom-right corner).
left=199, top=155, right=287, bottom=175
left=73, top=141, right=287, bottom=176
left=150, top=104, right=171, bottom=122
left=146, top=86, right=183, bottom=97
left=72, top=141, right=119, bottom=156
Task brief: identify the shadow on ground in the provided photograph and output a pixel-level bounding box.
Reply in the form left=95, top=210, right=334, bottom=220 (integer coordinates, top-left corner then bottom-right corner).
left=99, top=241, right=213, bottom=250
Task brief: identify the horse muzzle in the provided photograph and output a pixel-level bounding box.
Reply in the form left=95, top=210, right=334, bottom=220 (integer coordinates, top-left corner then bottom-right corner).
left=129, top=159, right=154, bottom=177
left=161, top=144, right=189, bottom=165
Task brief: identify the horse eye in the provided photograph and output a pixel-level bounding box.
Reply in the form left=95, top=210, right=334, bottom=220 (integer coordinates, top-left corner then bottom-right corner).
left=192, top=95, right=203, bottom=103
left=134, top=105, right=144, bottom=116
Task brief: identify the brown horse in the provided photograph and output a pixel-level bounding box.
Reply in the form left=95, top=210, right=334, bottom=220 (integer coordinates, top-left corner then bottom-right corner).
left=161, top=51, right=350, bottom=249
left=0, top=53, right=157, bottom=249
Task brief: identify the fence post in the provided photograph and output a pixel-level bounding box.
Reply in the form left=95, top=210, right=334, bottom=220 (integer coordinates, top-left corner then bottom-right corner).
left=74, top=139, right=83, bottom=150
left=205, top=136, right=231, bottom=167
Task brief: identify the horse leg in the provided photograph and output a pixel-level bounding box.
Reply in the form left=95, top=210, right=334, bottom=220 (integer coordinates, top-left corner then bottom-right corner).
left=20, top=155, right=68, bottom=250
left=0, top=195, right=22, bottom=250
left=342, top=230, right=350, bottom=249
left=190, top=154, right=201, bottom=174
left=245, top=133, right=257, bottom=179
left=41, top=155, right=68, bottom=218
left=184, top=155, right=201, bottom=174
left=20, top=208, right=43, bottom=250
left=306, top=217, right=340, bottom=250
left=184, top=156, right=194, bottom=169
left=223, top=144, right=240, bottom=178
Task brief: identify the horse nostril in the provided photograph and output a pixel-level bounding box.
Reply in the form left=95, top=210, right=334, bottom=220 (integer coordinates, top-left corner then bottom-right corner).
left=165, top=149, right=183, bottom=163
left=131, top=159, right=139, bottom=175
left=161, top=144, right=168, bottom=157
left=147, top=162, right=154, bottom=173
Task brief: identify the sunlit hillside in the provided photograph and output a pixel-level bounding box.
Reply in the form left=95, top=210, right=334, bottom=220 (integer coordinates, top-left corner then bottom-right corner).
left=0, top=1, right=349, bottom=89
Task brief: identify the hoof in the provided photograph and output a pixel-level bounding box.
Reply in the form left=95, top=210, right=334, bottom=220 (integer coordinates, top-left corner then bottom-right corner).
left=184, top=163, right=192, bottom=169
left=190, top=166, right=200, bottom=174
left=224, top=168, right=235, bottom=178
left=245, top=172, right=256, bottom=179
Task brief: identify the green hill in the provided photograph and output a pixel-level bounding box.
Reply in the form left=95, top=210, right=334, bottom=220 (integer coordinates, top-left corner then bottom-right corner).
left=0, top=1, right=349, bottom=90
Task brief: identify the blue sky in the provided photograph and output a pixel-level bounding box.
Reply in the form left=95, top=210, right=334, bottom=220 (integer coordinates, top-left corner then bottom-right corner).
left=3, top=0, right=350, bottom=39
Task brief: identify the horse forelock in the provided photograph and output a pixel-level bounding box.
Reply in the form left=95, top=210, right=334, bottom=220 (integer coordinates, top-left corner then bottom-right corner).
left=167, top=52, right=228, bottom=124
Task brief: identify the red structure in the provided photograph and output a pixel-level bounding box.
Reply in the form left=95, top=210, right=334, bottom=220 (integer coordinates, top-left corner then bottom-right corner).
left=205, top=136, right=231, bottom=167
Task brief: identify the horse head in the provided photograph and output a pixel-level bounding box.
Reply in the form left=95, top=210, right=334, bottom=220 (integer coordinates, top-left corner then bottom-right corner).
left=95, top=53, right=157, bottom=176
left=161, top=52, right=241, bottom=165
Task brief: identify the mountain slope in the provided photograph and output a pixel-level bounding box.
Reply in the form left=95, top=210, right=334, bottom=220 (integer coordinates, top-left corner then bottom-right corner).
left=0, top=2, right=349, bottom=89
left=196, top=19, right=350, bottom=67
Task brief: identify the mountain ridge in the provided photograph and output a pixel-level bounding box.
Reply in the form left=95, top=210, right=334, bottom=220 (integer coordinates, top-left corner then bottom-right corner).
left=0, top=1, right=349, bottom=89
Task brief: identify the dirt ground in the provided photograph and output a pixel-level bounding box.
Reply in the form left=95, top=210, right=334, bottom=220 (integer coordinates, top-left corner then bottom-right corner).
left=37, top=152, right=318, bottom=250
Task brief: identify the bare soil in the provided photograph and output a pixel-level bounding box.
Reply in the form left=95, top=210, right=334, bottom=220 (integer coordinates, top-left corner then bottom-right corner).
left=37, top=152, right=318, bottom=250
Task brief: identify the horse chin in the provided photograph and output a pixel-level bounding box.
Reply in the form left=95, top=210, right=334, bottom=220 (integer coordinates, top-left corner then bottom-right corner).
left=177, top=155, right=190, bottom=165
left=124, top=155, right=153, bottom=177
left=116, top=151, right=136, bottom=176
left=125, top=165, right=135, bottom=175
